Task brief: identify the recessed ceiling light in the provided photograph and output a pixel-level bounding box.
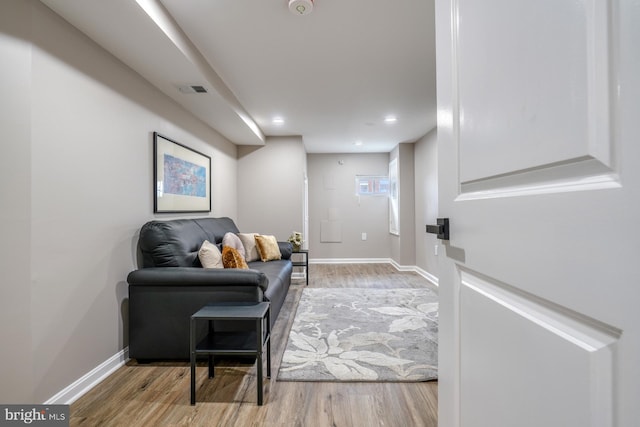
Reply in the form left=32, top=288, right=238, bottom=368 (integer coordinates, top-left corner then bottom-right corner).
left=354, top=140, right=363, bottom=146
left=384, top=115, right=398, bottom=123
left=272, top=117, right=285, bottom=125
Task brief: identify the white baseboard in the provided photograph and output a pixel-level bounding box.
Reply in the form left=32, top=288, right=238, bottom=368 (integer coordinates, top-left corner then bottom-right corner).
left=310, top=258, right=439, bottom=287
left=389, top=259, right=439, bottom=287
left=44, top=347, right=129, bottom=405
left=388, top=259, right=413, bottom=271
left=310, top=258, right=392, bottom=264
left=412, top=266, right=439, bottom=287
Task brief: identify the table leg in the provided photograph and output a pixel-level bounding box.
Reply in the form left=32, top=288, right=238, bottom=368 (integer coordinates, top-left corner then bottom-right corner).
left=266, top=310, right=271, bottom=378
left=256, top=318, right=263, bottom=405
left=208, top=320, right=214, bottom=378
left=190, top=317, right=196, bottom=405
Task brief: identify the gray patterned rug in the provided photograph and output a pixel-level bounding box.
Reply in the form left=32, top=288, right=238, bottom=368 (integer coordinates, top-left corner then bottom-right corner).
left=277, top=288, right=438, bottom=382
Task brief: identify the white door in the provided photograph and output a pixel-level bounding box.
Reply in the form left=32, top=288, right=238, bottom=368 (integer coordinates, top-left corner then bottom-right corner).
left=435, top=1, right=640, bottom=427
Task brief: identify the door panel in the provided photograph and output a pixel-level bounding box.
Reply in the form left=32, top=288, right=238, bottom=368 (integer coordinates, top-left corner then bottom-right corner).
left=460, top=270, right=618, bottom=427
left=457, top=0, right=614, bottom=193
left=435, top=0, right=639, bottom=426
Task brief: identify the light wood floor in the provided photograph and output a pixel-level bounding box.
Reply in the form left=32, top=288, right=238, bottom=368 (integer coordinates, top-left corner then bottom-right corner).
left=70, top=264, right=438, bottom=426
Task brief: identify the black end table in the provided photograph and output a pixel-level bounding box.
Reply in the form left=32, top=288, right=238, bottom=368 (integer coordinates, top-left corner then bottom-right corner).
left=291, top=249, right=309, bottom=286
left=190, top=302, right=271, bottom=405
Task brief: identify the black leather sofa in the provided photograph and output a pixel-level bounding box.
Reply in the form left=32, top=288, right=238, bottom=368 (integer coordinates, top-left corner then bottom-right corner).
left=127, top=217, right=293, bottom=360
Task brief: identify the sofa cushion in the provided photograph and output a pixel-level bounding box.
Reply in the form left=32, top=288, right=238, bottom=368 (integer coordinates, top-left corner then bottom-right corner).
left=139, top=217, right=240, bottom=268
left=222, top=246, right=249, bottom=269
left=255, top=234, right=282, bottom=261
left=198, top=240, right=223, bottom=269
left=222, top=232, right=245, bottom=259
left=249, top=259, right=292, bottom=323
left=238, top=232, right=260, bottom=262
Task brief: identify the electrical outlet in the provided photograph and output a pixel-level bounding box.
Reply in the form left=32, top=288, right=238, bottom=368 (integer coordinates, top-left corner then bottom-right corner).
left=361, top=232, right=367, bottom=241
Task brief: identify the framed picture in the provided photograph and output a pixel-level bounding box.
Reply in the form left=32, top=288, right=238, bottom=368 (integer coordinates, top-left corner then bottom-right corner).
left=154, top=132, right=211, bottom=213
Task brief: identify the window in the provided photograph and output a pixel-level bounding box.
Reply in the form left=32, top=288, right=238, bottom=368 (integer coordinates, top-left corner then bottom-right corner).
left=355, top=175, right=390, bottom=196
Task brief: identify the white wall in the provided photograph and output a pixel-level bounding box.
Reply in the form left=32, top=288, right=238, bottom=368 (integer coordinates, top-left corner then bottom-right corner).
left=414, top=129, right=439, bottom=276
left=0, top=0, right=238, bottom=403
left=237, top=136, right=307, bottom=240
left=307, top=153, right=391, bottom=260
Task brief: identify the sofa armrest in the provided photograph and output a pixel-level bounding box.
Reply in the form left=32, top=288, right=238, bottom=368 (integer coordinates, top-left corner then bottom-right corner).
left=127, top=267, right=268, bottom=292
left=278, top=242, right=293, bottom=260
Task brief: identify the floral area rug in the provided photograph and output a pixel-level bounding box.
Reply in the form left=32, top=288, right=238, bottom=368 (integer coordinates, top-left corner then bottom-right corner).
left=277, top=287, right=438, bottom=382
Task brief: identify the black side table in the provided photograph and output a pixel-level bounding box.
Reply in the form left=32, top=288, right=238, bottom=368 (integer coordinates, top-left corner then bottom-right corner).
left=190, top=302, right=271, bottom=405
left=291, top=249, right=309, bottom=286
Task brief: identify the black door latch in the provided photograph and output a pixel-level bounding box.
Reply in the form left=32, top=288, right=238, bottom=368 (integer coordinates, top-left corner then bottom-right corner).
left=426, top=218, right=449, bottom=240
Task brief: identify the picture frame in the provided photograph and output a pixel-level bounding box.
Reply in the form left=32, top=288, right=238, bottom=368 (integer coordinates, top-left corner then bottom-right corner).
left=153, top=132, right=211, bottom=213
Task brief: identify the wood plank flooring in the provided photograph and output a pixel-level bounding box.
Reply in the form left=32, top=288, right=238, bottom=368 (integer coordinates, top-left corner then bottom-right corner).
left=70, top=263, right=438, bottom=426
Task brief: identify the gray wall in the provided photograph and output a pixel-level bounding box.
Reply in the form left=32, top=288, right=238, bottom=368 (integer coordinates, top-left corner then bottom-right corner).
left=0, top=0, right=238, bottom=403
left=307, top=153, right=391, bottom=260
left=1, top=0, right=33, bottom=402
left=414, top=129, right=439, bottom=276
left=237, top=136, right=307, bottom=240
left=307, top=143, right=439, bottom=276
left=390, top=143, right=417, bottom=266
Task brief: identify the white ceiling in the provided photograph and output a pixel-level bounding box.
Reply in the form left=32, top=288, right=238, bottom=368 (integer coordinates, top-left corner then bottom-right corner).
left=40, top=0, right=436, bottom=153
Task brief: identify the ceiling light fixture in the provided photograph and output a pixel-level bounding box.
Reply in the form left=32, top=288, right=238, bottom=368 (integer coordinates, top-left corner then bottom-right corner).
left=384, top=115, right=398, bottom=123
left=272, top=117, right=285, bottom=125
left=289, top=0, right=313, bottom=15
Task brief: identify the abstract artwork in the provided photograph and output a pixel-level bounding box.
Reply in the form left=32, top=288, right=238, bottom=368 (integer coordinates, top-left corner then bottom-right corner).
left=153, top=132, right=211, bottom=213
left=163, top=154, right=207, bottom=197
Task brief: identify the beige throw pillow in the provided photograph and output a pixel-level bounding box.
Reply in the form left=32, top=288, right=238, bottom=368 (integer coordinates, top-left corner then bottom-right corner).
left=255, top=234, right=282, bottom=262
left=238, top=232, right=260, bottom=262
left=198, top=240, right=223, bottom=269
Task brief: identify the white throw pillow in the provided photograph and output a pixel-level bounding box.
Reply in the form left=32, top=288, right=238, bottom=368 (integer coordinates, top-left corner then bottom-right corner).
left=198, top=240, right=223, bottom=269
left=222, top=232, right=246, bottom=259
left=238, top=232, right=260, bottom=262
